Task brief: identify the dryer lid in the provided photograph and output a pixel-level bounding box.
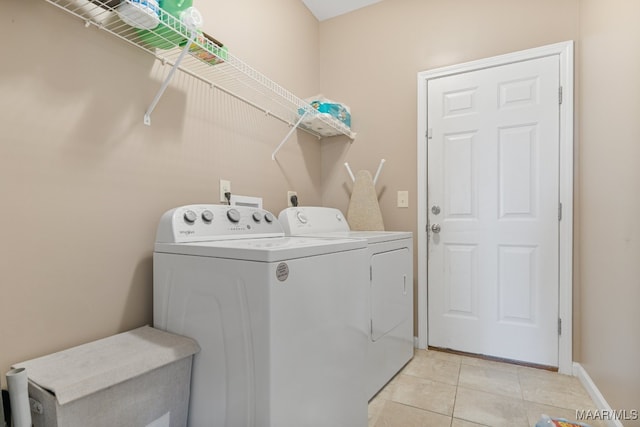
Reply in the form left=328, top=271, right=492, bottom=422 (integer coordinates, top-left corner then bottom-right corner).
left=278, top=207, right=412, bottom=243
left=293, top=230, right=413, bottom=244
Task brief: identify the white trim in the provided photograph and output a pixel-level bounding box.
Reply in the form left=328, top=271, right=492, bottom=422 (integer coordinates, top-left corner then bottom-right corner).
left=417, top=67, right=428, bottom=350
left=416, top=41, right=574, bottom=374
left=573, top=363, right=625, bottom=427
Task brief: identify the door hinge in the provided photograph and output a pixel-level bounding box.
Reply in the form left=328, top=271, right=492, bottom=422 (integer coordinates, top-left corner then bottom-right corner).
left=558, top=318, right=562, bottom=335
left=370, top=319, right=373, bottom=336
left=369, top=265, right=373, bottom=281
left=558, top=202, right=563, bottom=221
left=427, top=128, right=433, bottom=139
left=559, top=86, right=563, bottom=105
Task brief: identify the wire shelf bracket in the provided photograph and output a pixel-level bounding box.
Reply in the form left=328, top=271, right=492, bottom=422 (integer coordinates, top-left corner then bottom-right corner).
left=271, top=111, right=309, bottom=160
left=144, top=31, right=197, bottom=126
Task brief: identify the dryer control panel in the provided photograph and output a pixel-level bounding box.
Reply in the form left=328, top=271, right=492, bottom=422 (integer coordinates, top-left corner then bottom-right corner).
left=278, top=207, right=350, bottom=235
left=156, top=204, right=284, bottom=243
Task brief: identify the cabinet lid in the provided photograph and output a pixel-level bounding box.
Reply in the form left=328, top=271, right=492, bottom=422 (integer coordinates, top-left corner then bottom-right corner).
left=13, top=326, right=199, bottom=405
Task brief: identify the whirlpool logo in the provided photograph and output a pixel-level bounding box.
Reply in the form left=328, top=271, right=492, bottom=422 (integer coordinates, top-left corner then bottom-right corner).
left=276, top=263, right=289, bottom=282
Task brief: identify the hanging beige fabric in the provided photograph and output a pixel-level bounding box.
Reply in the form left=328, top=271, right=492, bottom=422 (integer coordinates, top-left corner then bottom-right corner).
left=346, top=170, right=385, bottom=231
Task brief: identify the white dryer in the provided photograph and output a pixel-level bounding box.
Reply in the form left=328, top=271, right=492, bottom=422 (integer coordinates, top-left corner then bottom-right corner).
left=153, top=205, right=368, bottom=427
left=278, top=207, right=414, bottom=400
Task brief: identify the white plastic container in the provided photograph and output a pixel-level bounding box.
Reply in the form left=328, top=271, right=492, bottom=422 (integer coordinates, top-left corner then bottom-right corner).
left=117, top=0, right=160, bottom=30
left=6, top=368, right=32, bottom=427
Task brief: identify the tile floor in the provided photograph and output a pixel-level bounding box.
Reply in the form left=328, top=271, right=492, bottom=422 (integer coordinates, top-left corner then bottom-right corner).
left=368, top=349, right=604, bottom=427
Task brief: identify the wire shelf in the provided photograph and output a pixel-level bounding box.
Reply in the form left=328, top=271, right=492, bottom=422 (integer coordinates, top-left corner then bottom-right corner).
left=43, top=0, right=356, bottom=144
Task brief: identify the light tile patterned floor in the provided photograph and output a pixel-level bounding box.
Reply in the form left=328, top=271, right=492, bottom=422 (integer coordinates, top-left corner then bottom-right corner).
left=368, top=349, right=604, bottom=427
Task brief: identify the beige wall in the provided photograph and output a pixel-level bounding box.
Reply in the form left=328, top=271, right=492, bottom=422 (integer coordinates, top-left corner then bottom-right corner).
left=578, top=0, right=640, bottom=420
left=0, top=0, right=320, bottom=383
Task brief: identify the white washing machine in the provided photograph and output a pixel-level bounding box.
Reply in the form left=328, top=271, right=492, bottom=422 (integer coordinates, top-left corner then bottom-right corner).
left=278, top=207, right=414, bottom=400
left=153, top=204, right=368, bottom=427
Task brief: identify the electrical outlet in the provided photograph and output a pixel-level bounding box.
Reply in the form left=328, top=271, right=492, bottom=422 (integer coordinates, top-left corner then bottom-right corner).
left=287, top=191, right=298, bottom=207
left=219, top=179, right=231, bottom=202
left=397, top=190, right=409, bottom=208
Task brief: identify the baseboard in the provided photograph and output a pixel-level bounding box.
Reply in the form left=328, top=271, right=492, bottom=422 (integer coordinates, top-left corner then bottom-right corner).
left=573, top=362, right=624, bottom=427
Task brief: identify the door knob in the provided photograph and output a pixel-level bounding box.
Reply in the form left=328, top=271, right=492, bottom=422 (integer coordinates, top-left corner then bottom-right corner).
left=431, top=223, right=441, bottom=233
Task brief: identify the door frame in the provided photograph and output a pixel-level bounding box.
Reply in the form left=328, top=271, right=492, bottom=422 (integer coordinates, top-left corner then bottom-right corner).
left=416, top=41, right=574, bottom=374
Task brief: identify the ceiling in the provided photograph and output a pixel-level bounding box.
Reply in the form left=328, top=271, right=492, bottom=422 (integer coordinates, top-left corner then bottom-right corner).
left=301, top=0, right=383, bottom=21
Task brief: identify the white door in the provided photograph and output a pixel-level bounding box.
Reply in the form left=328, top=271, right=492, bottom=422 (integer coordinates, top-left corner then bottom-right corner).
left=427, top=55, right=560, bottom=366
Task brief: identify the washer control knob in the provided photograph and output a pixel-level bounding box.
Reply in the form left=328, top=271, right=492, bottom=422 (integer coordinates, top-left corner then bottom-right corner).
left=252, top=212, right=263, bottom=222
left=183, top=210, right=197, bottom=224
left=202, top=210, right=214, bottom=223
left=296, top=211, right=308, bottom=224
left=227, top=208, right=241, bottom=223
left=264, top=212, right=274, bottom=223
left=336, top=213, right=343, bottom=221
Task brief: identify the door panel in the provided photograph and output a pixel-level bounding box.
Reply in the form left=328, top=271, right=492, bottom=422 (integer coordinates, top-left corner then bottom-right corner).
left=427, top=55, right=560, bottom=366
left=444, top=243, right=477, bottom=317
left=444, top=132, right=477, bottom=218
left=498, top=245, right=537, bottom=324
left=371, top=248, right=411, bottom=341
left=498, top=125, right=538, bottom=218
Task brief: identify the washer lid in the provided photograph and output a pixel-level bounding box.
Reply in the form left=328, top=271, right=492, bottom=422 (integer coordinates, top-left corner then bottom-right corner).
left=154, top=236, right=367, bottom=262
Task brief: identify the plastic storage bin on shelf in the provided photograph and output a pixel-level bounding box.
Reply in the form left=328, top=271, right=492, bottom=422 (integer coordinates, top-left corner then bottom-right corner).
left=138, top=0, right=193, bottom=49
left=188, top=32, right=228, bottom=65
left=299, top=95, right=352, bottom=137
left=116, top=0, right=160, bottom=30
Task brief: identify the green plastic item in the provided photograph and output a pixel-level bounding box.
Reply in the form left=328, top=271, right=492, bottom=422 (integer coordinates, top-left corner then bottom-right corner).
left=137, top=0, right=193, bottom=50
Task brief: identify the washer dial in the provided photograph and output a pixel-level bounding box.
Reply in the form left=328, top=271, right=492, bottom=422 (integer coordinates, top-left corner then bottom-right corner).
left=202, top=210, right=214, bottom=223
left=227, top=209, right=241, bottom=223
left=183, top=210, right=197, bottom=224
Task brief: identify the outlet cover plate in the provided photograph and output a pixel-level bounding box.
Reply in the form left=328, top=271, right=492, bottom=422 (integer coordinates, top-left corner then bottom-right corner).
left=287, top=191, right=298, bottom=207
left=220, top=179, right=231, bottom=202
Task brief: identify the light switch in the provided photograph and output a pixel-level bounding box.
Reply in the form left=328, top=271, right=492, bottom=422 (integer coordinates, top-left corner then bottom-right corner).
left=397, top=191, right=409, bottom=208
